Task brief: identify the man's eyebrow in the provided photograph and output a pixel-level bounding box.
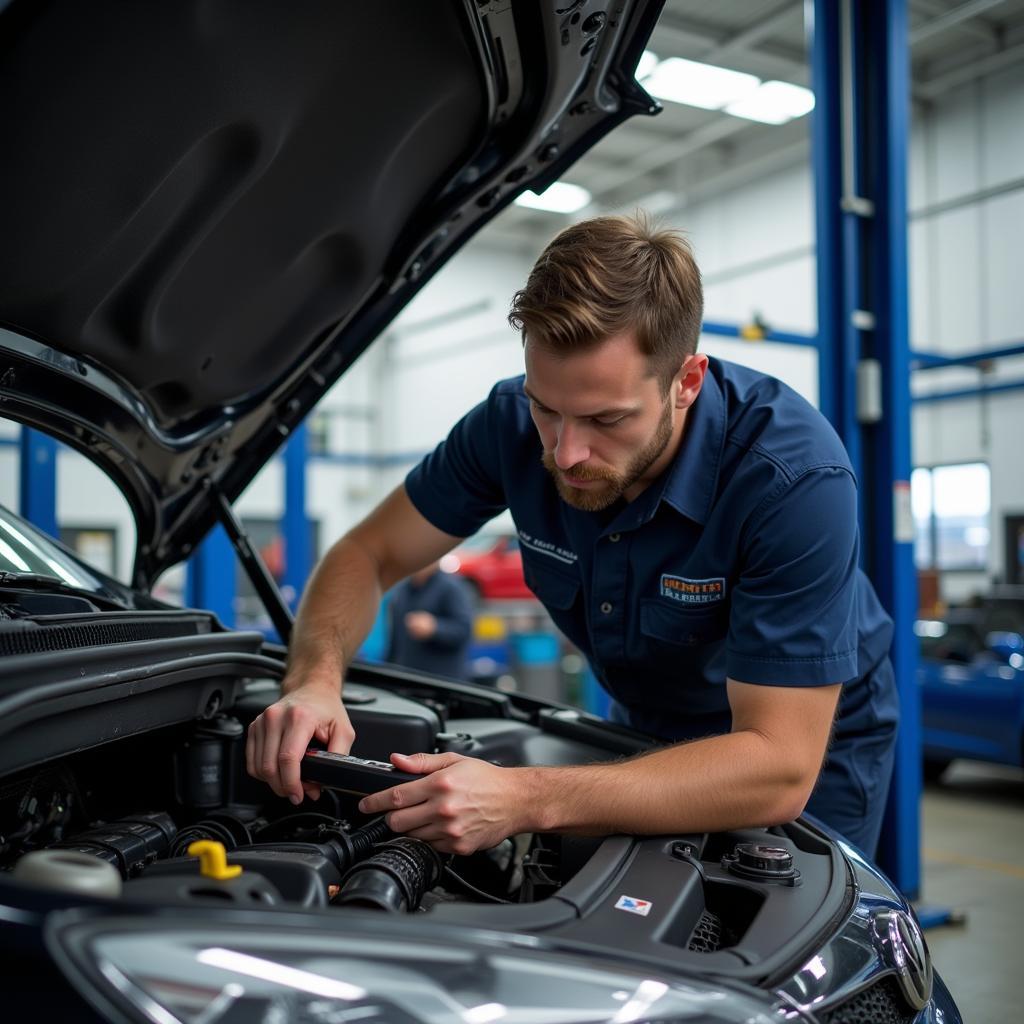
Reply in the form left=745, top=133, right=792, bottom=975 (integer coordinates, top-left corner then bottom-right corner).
left=523, top=386, right=636, bottom=418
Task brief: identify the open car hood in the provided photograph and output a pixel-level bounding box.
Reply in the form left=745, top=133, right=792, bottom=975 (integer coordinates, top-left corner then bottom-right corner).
left=0, top=0, right=662, bottom=589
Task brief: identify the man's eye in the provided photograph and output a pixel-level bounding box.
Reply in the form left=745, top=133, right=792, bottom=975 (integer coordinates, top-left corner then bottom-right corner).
left=593, top=416, right=625, bottom=427
left=531, top=402, right=554, bottom=416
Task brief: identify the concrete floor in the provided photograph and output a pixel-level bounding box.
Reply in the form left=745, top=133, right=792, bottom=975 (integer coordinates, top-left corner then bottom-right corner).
left=917, top=760, right=1024, bottom=1024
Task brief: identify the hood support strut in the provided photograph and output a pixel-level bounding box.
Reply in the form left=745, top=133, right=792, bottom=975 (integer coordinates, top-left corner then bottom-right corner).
left=208, top=482, right=295, bottom=645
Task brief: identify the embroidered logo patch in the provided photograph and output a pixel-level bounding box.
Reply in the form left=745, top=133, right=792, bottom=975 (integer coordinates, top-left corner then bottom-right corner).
left=614, top=895, right=653, bottom=916
left=660, top=575, right=726, bottom=605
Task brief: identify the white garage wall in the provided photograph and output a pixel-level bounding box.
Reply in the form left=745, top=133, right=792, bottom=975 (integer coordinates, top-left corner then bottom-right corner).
left=384, top=242, right=536, bottom=447
left=686, top=160, right=818, bottom=405
left=909, top=60, right=1024, bottom=600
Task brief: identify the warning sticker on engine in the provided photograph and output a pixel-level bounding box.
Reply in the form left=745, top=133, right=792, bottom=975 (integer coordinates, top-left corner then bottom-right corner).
left=614, top=895, right=653, bottom=916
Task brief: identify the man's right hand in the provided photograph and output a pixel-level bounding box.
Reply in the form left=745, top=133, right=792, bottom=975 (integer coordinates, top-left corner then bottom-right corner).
left=246, top=680, right=355, bottom=804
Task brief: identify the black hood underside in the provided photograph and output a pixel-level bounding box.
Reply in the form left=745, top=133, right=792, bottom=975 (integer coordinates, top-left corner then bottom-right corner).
left=2, top=1, right=482, bottom=423
left=0, top=0, right=662, bottom=588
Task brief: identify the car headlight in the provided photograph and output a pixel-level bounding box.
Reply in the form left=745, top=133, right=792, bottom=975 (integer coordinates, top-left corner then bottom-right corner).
left=47, top=911, right=785, bottom=1024
left=773, top=839, right=935, bottom=1022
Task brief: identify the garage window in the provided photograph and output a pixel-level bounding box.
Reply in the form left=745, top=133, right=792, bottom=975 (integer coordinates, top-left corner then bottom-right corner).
left=912, top=462, right=990, bottom=571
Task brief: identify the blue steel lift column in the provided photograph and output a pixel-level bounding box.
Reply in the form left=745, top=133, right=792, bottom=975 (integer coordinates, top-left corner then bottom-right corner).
left=18, top=427, right=58, bottom=537
left=185, top=424, right=310, bottom=642
left=283, top=422, right=312, bottom=615
left=186, top=525, right=236, bottom=628
left=811, top=0, right=921, bottom=895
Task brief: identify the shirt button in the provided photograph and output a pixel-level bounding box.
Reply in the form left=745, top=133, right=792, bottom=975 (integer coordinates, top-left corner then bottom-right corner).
left=608, top=533, right=621, bottom=543
left=600, top=601, right=613, bottom=614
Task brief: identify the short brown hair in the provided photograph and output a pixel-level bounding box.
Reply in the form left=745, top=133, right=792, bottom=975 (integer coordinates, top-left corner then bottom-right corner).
left=508, top=214, right=703, bottom=388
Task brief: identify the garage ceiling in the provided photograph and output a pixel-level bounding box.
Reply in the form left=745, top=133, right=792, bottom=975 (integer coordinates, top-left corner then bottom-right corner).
left=486, top=0, right=1024, bottom=248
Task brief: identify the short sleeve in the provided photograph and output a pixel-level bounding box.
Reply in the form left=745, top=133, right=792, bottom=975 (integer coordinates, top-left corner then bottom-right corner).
left=726, top=467, right=860, bottom=686
left=404, top=384, right=510, bottom=538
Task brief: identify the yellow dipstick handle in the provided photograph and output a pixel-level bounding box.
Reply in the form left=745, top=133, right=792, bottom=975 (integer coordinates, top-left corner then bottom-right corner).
left=188, top=840, right=242, bottom=880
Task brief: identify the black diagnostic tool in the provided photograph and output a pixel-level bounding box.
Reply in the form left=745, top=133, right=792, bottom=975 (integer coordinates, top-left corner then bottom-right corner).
left=301, top=750, right=420, bottom=796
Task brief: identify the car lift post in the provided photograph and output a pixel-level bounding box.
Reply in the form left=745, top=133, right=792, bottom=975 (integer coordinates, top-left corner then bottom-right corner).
left=283, top=421, right=312, bottom=614
left=186, top=523, right=236, bottom=629
left=811, top=0, right=940, bottom=916
left=18, top=427, right=58, bottom=538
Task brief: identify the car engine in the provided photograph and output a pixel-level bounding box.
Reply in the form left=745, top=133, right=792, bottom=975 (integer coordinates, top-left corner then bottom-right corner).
left=0, top=623, right=946, bottom=1024
left=0, top=661, right=853, bottom=967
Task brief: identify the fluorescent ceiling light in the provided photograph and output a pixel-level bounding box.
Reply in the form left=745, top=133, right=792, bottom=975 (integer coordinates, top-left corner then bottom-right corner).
left=635, top=49, right=658, bottom=81
left=643, top=57, right=759, bottom=110
left=725, top=80, right=815, bottom=124
left=514, top=181, right=592, bottom=214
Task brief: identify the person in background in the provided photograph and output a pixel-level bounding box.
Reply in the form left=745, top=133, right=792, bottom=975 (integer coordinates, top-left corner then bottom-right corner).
left=385, top=561, right=473, bottom=681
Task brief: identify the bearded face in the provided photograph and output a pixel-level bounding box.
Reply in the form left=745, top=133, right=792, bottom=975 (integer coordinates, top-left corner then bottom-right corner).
left=541, top=394, right=675, bottom=511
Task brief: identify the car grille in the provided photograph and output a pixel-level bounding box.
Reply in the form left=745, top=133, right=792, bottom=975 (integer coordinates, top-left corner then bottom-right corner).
left=0, top=618, right=206, bottom=656
left=819, top=977, right=916, bottom=1024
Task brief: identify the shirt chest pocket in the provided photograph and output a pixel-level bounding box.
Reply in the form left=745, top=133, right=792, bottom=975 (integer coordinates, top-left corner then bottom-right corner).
left=639, top=598, right=728, bottom=647
left=522, top=557, right=580, bottom=610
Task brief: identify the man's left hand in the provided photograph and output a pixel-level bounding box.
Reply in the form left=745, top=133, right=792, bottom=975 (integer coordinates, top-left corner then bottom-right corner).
left=358, top=752, right=524, bottom=855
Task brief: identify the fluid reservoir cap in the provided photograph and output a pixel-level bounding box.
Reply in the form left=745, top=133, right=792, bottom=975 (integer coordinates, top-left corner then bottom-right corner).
left=13, top=850, right=123, bottom=898
left=737, top=843, right=793, bottom=873
left=723, top=842, right=801, bottom=885
left=189, top=840, right=242, bottom=879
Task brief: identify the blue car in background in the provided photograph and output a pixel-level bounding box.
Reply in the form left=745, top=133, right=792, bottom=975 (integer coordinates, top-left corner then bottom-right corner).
left=917, top=589, right=1024, bottom=778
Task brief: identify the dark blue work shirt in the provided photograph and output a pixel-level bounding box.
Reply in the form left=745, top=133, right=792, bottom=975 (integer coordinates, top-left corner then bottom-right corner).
left=405, top=358, right=899, bottom=747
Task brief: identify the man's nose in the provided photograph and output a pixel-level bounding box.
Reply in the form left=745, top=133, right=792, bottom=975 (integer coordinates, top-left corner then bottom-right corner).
left=554, top=421, right=589, bottom=469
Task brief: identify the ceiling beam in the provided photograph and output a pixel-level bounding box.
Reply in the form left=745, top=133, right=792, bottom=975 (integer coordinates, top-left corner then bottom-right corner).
left=651, top=10, right=809, bottom=82
left=699, top=0, right=804, bottom=65
left=917, top=38, right=1024, bottom=95
left=908, top=0, right=1002, bottom=44
left=603, top=137, right=811, bottom=220
left=910, top=0, right=1009, bottom=46
left=584, top=116, right=752, bottom=198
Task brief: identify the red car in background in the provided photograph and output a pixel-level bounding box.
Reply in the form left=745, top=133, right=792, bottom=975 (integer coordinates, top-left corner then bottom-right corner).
left=442, top=533, right=532, bottom=600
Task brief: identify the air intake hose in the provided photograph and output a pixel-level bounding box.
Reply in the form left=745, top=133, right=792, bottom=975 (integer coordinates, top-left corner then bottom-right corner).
left=334, top=837, right=443, bottom=912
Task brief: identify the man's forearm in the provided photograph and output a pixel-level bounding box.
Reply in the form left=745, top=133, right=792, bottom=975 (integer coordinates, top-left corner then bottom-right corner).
left=284, top=536, right=384, bottom=694
left=516, top=729, right=817, bottom=836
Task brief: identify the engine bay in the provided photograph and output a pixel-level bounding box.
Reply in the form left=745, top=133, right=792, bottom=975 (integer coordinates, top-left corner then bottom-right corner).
left=0, top=656, right=853, bottom=989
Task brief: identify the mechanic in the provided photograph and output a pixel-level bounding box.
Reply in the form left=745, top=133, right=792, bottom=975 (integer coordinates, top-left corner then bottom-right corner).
left=247, top=215, right=899, bottom=859
left=385, top=560, right=474, bottom=681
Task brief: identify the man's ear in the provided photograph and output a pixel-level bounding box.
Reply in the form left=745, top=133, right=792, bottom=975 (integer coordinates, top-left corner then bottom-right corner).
left=674, top=354, right=709, bottom=409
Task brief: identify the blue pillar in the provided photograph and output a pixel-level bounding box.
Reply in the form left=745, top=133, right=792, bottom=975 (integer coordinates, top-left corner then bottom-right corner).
left=18, top=427, right=58, bottom=537
left=812, top=0, right=919, bottom=894
left=186, top=524, right=236, bottom=627
left=865, top=0, right=920, bottom=898
left=283, top=422, right=311, bottom=612
left=811, top=0, right=864, bottom=520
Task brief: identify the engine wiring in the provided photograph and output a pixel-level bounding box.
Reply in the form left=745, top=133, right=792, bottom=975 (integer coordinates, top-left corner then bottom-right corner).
left=443, top=864, right=513, bottom=905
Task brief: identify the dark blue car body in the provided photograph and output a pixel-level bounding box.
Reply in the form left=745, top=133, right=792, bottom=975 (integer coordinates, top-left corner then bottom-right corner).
left=918, top=594, right=1024, bottom=772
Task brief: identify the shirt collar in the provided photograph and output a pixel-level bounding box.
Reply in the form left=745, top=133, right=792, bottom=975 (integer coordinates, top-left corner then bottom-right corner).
left=658, top=360, right=727, bottom=526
